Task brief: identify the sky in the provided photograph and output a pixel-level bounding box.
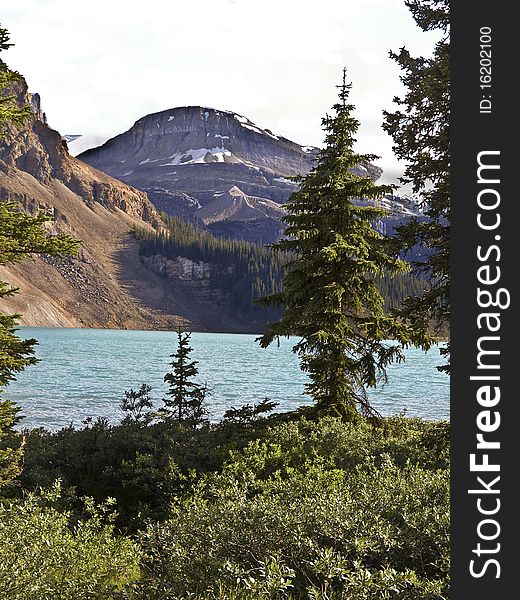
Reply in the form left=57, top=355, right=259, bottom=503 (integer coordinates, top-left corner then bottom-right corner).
left=0, top=0, right=439, bottom=189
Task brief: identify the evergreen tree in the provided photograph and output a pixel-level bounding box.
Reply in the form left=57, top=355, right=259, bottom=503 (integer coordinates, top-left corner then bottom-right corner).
left=0, top=400, right=23, bottom=491
left=0, top=26, right=78, bottom=489
left=163, top=329, right=209, bottom=428
left=120, top=384, right=154, bottom=425
left=383, top=0, right=450, bottom=372
left=258, top=71, right=424, bottom=419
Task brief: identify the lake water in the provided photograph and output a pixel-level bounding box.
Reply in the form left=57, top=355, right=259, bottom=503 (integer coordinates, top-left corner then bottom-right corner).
left=8, top=328, right=449, bottom=430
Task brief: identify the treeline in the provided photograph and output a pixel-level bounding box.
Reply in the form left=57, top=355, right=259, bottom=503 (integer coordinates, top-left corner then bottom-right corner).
left=135, top=215, right=287, bottom=320
left=135, top=214, right=427, bottom=318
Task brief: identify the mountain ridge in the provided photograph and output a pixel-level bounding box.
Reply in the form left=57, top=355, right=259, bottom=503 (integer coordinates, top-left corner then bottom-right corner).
left=78, top=105, right=418, bottom=242
left=78, top=105, right=325, bottom=226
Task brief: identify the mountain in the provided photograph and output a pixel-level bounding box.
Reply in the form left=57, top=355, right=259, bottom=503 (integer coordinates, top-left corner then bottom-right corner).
left=0, top=81, right=215, bottom=330
left=1, top=85, right=425, bottom=332
left=2, top=84, right=311, bottom=331
left=78, top=106, right=400, bottom=242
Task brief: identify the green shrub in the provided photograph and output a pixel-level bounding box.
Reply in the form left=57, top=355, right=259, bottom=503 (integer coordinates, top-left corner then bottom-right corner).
left=17, top=416, right=275, bottom=528
left=13, top=416, right=449, bottom=598
left=0, top=483, right=142, bottom=599
left=222, top=416, right=450, bottom=478
left=140, top=445, right=449, bottom=598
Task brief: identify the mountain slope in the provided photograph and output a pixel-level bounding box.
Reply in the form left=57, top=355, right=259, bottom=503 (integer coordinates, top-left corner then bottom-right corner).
left=0, top=81, right=201, bottom=330
left=78, top=106, right=323, bottom=215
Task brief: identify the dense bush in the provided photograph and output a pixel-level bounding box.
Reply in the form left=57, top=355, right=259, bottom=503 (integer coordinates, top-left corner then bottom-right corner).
left=0, top=483, right=142, bottom=599
left=138, top=420, right=450, bottom=599
left=18, top=416, right=448, bottom=530
left=17, top=416, right=269, bottom=528
left=141, top=458, right=449, bottom=596
left=8, top=416, right=449, bottom=598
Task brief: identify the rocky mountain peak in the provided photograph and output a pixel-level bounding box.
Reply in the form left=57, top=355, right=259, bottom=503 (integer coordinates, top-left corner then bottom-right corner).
left=131, top=105, right=317, bottom=162
left=80, top=105, right=323, bottom=185
left=78, top=104, right=384, bottom=240
left=28, top=92, right=47, bottom=125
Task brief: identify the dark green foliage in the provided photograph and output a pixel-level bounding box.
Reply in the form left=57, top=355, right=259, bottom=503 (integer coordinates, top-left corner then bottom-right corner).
left=120, top=384, right=154, bottom=425
left=258, top=73, right=428, bottom=419
left=139, top=417, right=450, bottom=599
left=223, top=398, right=279, bottom=425
left=0, top=400, right=23, bottom=492
left=0, top=211, right=78, bottom=494
left=376, top=271, right=428, bottom=312
left=143, top=463, right=448, bottom=598
left=17, top=417, right=262, bottom=530
left=0, top=27, right=31, bottom=135
left=221, top=416, right=450, bottom=476
left=383, top=0, right=450, bottom=371
left=18, top=419, right=187, bottom=528
left=0, top=202, right=79, bottom=266
left=135, top=215, right=287, bottom=322
left=163, top=329, right=210, bottom=428
left=17, top=414, right=449, bottom=533
left=12, top=409, right=450, bottom=597
left=135, top=214, right=426, bottom=325
left=0, top=204, right=79, bottom=389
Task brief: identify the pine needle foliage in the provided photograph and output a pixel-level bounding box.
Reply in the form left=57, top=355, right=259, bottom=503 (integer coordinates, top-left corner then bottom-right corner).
left=163, top=329, right=209, bottom=428
left=383, top=0, right=450, bottom=372
left=0, top=27, right=31, bottom=135
left=258, top=72, right=427, bottom=419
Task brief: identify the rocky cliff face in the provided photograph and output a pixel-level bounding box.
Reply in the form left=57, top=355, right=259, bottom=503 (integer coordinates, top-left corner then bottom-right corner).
left=0, top=80, right=209, bottom=330
left=79, top=106, right=324, bottom=215
left=1, top=84, right=161, bottom=228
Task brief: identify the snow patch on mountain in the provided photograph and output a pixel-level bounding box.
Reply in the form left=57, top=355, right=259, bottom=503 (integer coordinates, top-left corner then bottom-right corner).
left=162, top=147, right=233, bottom=166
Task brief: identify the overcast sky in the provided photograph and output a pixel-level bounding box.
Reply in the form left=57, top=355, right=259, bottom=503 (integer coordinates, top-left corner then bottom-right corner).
left=1, top=0, right=438, bottom=189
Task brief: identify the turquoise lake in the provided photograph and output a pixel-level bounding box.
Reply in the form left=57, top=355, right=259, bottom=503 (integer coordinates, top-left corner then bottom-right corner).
left=9, top=328, right=449, bottom=430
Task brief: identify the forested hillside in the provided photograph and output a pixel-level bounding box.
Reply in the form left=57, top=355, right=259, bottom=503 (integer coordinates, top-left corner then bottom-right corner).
left=135, top=215, right=427, bottom=321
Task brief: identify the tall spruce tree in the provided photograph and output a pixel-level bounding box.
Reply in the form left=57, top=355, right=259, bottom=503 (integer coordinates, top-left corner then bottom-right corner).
left=258, top=71, right=423, bottom=420
left=0, top=26, right=78, bottom=489
left=383, top=0, right=450, bottom=373
left=163, top=329, right=209, bottom=428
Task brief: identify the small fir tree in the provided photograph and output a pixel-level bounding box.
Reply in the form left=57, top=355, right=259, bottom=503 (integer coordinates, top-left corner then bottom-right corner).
left=259, top=71, right=423, bottom=419
left=120, top=383, right=154, bottom=425
left=163, top=329, right=209, bottom=428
